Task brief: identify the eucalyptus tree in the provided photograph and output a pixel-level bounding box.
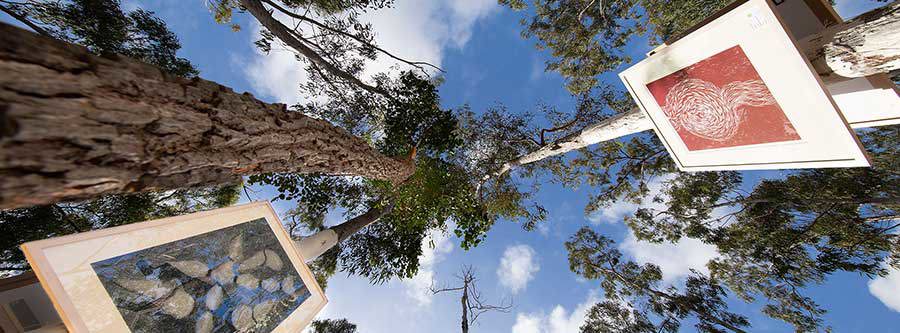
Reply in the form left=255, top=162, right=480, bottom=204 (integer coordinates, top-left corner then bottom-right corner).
left=565, top=126, right=898, bottom=332
left=249, top=72, right=541, bottom=284
left=568, top=228, right=750, bottom=333
left=493, top=0, right=900, bottom=331
left=197, top=0, right=550, bottom=284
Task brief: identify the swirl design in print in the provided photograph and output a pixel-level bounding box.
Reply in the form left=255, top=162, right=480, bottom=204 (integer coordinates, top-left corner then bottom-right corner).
left=646, top=46, right=800, bottom=151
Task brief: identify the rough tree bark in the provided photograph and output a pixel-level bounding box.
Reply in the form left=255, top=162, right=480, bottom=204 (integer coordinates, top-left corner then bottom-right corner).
left=0, top=23, right=415, bottom=210
left=483, top=1, right=900, bottom=184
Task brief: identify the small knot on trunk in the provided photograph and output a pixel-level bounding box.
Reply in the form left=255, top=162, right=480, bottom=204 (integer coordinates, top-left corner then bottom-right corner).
left=0, top=104, right=18, bottom=139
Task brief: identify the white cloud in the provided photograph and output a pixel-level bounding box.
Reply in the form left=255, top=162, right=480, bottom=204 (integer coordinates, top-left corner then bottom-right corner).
left=245, top=44, right=307, bottom=106
left=402, top=227, right=454, bottom=305
left=868, top=224, right=900, bottom=313
left=243, top=0, right=498, bottom=105
left=511, top=291, right=600, bottom=333
left=498, top=244, right=540, bottom=294
left=620, top=230, right=719, bottom=284
left=512, top=313, right=542, bottom=333
left=869, top=265, right=900, bottom=313
left=585, top=174, right=720, bottom=283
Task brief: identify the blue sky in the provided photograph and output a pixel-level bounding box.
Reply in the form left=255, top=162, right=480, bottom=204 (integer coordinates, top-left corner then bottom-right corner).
left=3, top=0, right=897, bottom=332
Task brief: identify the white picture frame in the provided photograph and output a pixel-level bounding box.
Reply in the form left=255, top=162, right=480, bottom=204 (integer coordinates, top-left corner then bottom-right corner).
left=21, top=202, right=326, bottom=333
left=619, top=0, right=870, bottom=171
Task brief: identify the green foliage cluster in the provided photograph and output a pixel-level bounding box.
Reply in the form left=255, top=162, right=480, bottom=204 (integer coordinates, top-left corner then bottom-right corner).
left=569, top=127, right=898, bottom=332
left=248, top=71, right=483, bottom=284
left=568, top=228, right=750, bottom=333
left=501, top=0, right=732, bottom=94
left=311, top=318, right=358, bottom=333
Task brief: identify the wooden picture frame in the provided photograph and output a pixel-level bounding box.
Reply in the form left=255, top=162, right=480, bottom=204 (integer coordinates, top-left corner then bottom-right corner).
left=619, top=0, right=870, bottom=171
left=21, top=202, right=326, bottom=333
left=772, top=0, right=841, bottom=40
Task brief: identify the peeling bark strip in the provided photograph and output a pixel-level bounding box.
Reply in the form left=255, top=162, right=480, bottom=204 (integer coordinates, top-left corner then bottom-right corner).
left=805, top=1, right=900, bottom=79
left=0, top=23, right=415, bottom=210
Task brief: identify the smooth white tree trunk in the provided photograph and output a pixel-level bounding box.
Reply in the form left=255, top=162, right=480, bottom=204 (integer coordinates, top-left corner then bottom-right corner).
left=482, top=110, right=653, bottom=182
left=295, top=229, right=338, bottom=262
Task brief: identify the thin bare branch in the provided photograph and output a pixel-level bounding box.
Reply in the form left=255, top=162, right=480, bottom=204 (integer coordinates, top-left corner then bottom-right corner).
left=0, top=4, right=52, bottom=36
left=259, top=0, right=445, bottom=75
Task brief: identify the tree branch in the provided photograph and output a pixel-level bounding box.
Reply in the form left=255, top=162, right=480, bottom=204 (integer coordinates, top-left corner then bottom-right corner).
left=240, top=0, right=393, bottom=99
left=0, top=4, right=52, bottom=37
left=260, top=0, right=445, bottom=75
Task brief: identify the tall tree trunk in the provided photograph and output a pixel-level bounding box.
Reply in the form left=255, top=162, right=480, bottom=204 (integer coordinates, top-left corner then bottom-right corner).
left=0, top=22, right=415, bottom=210
left=460, top=282, right=469, bottom=333
left=294, top=202, right=393, bottom=261
left=483, top=1, right=900, bottom=185
left=480, top=110, right=652, bottom=185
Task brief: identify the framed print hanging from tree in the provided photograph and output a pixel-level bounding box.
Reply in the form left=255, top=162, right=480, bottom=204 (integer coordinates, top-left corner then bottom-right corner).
left=619, top=0, right=870, bottom=171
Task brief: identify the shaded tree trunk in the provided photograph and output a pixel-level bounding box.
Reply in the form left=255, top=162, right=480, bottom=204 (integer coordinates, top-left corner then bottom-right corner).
left=461, top=282, right=469, bottom=333
left=0, top=23, right=414, bottom=210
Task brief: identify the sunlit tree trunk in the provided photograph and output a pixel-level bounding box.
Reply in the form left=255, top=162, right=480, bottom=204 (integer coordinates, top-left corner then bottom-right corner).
left=805, top=1, right=900, bottom=79
left=294, top=203, right=392, bottom=261
left=0, top=23, right=414, bottom=209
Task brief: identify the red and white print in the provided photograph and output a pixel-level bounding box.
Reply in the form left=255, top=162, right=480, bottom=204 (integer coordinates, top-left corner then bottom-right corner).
left=646, top=46, right=800, bottom=151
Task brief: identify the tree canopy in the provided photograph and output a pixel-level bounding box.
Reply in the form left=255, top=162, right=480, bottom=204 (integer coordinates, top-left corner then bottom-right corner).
left=311, top=318, right=358, bottom=333
left=205, top=0, right=557, bottom=286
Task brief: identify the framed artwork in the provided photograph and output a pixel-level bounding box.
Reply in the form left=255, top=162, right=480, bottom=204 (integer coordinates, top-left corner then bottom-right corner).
left=619, top=0, right=870, bottom=171
left=21, top=202, right=326, bottom=333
